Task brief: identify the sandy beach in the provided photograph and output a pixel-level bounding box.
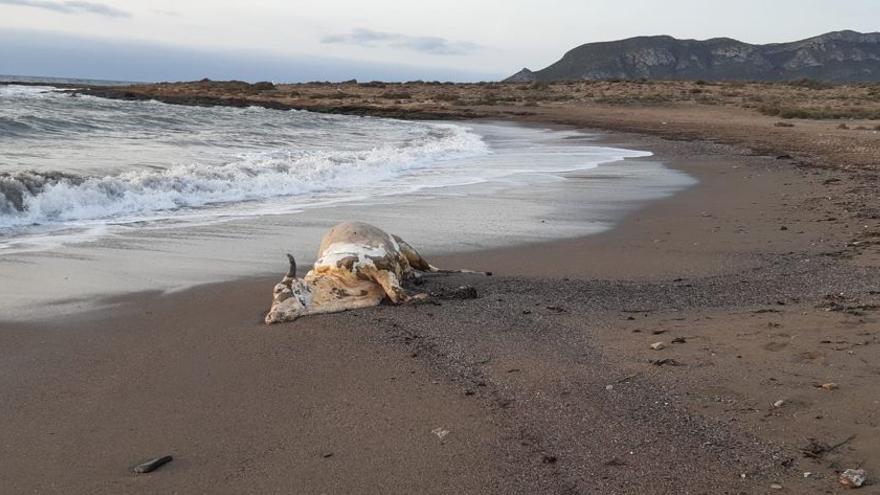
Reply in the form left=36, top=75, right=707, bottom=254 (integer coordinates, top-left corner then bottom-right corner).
left=2, top=101, right=878, bottom=495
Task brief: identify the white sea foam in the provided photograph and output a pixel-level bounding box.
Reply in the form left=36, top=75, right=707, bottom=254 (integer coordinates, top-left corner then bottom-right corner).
left=0, top=85, right=59, bottom=98
left=0, top=123, right=488, bottom=231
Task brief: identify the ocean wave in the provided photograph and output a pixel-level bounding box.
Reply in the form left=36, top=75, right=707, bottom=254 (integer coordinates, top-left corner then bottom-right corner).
left=0, top=85, right=59, bottom=98
left=0, top=124, right=488, bottom=230
left=0, top=116, right=35, bottom=137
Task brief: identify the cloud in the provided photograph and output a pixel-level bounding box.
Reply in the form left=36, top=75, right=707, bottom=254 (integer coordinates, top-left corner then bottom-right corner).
left=322, top=28, right=479, bottom=55
left=0, top=29, right=505, bottom=83
left=0, top=0, right=130, bottom=17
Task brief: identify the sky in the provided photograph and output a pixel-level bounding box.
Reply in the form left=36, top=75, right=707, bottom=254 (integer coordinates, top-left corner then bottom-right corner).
left=1, top=0, right=878, bottom=82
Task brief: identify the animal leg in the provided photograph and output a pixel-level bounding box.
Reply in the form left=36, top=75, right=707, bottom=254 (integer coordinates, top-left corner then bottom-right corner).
left=393, top=234, right=491, bottom=276
left=364, top=267, right=422, bottom=304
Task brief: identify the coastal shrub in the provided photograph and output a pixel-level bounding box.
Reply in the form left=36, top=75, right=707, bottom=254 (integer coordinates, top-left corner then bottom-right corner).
left=360, top=81, right=386, bottom=88
left=594, top=94, right=671, bottom=105
left=252, top=81, right=276, bottom=91
left=875, top=124, right=880, bottom=131
left=778, top=108, right=812, bottom=119
left=308, top=92, right=355, bottom=99
left=694, top=95, right=720, bottom=105
left=757, top=103, right=779, bottom=115
left=474, top=96, right=501, bottom=105
left=789, top=78, right=834, bottom=90
left=543, top=94, right=575, bottom=102
left=379, top=91, right=412, bottom=99
left=433, top=93, right=460, bottom=102
left=774, top=121, right=795, bottom=127
left=837, top=123, right=850, bottom=130
left=758, top=104, right=800, bottom=118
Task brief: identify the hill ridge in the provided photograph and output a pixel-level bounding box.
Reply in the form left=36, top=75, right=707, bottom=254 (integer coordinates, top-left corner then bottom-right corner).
left=506, top=31, right=880, bottom=82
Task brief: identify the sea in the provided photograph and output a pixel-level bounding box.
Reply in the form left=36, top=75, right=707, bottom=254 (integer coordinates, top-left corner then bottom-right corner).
left=0, top=82, right=696, bottom=318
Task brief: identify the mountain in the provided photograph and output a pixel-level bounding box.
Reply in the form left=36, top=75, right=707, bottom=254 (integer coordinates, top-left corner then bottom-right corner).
left=506, top=31, right=880, bottom=82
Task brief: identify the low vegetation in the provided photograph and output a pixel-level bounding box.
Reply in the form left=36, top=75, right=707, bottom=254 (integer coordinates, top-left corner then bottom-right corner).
left=99, top=79, right=880, bottom=122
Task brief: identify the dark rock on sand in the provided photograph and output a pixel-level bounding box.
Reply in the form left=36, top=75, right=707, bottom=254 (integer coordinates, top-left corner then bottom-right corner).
left=133, top=455, right=173, bottom=474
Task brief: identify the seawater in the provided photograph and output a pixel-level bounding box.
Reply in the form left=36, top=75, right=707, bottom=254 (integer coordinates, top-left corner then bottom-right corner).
left=0, top=84, right=651, bottom=249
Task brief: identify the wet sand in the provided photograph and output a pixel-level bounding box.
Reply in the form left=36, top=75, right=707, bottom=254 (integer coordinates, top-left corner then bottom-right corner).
left=0, top=124, right=693, bottom=321
left=2, top=133, right=879, bottom=493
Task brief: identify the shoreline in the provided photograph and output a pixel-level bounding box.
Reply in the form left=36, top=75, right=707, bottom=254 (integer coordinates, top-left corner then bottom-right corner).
left=72, top=79, right=880, bottom=171
left=0, top=119, right=692, bottom=321
left=2, top=86, right=880, bottom=493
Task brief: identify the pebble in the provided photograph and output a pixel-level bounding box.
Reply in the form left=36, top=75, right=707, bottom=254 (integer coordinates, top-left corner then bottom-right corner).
left=133, top=455, right=173, bottom=474
left=839, top=468, right=867, bottom=488
left=821, top=382, right=839, bottom=391
left=770, top=482, right=783, bottom=490
left=773, top=399, right=785, bottom=408
left=650, top=358, right=680, bottom=366
left=650, top=342, right=666, bottom=351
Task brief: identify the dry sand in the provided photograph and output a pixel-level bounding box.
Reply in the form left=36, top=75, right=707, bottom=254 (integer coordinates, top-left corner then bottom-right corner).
left=2, top=92, right=880, bottom=493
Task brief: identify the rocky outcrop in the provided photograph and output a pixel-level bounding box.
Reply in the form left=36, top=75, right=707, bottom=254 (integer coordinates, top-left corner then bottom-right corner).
left=506, top=31, right=880, bottom=82
left=504, top=68, right=537, bottom=83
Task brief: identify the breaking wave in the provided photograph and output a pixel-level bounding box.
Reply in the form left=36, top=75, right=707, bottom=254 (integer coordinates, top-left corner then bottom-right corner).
left=0, top=123, right=487, bottom=230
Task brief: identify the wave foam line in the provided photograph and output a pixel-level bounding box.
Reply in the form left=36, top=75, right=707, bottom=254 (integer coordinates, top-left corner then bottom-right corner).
left=0, top=124, right=488, bottom=230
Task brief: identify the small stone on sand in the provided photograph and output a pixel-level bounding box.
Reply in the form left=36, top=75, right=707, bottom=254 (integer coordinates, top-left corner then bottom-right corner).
left=650, top=342, right=665, bottom=350
left=133, top=455, right=173, bottom=474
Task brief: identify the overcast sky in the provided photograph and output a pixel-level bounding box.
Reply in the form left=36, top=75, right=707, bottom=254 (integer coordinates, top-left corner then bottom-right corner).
left=1, top=0, right=878, bottom=82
